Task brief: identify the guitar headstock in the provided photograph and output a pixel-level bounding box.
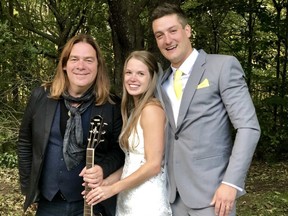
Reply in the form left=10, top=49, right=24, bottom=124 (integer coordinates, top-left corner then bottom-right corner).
left=87, top=115, right=107, bottom=149
left=84, top=115, right=107, bottom=215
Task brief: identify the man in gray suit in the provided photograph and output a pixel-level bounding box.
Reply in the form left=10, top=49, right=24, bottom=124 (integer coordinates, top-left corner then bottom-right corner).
left=151, top=3, right=260, bottom=216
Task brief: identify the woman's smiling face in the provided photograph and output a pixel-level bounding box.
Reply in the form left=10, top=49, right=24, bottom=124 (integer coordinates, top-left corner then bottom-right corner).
left=124, top=57, right=151, bottom=103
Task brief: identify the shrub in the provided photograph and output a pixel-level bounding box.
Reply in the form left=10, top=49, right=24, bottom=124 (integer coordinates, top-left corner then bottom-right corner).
left=0, top=152, right=18, bottom=168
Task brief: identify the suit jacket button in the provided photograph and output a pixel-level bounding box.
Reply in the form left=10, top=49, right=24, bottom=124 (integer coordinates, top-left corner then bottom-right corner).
left=175, top=135, right=179, bottom=140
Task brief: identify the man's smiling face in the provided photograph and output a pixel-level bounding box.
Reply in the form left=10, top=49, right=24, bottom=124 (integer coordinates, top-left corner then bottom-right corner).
left=152, top=14, right=193, bottom=68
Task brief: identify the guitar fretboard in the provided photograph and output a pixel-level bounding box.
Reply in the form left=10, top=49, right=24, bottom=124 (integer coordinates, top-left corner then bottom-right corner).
left=83, top=148, right=95, bottom=216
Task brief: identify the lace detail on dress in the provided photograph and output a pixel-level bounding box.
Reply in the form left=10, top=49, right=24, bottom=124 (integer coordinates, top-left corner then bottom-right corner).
left=116, top=117, right=172, bottom=216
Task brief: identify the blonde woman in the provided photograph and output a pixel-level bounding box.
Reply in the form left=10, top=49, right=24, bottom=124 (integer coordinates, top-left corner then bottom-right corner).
left=85, top=51, right=172, bottom=216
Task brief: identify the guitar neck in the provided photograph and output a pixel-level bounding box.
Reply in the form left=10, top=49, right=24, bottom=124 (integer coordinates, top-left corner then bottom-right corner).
left=84, top=148, right=95, bottom=216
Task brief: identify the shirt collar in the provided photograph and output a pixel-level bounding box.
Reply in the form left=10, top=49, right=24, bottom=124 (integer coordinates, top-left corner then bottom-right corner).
left=171, top=49, right=199, bottom=75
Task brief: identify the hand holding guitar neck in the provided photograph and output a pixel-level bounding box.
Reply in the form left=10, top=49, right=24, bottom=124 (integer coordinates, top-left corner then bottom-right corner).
left=83, top=115, right=107, bottom=216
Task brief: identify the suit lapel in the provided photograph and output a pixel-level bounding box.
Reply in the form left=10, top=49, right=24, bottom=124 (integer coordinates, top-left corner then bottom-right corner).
left=43, top=98, right=58, bottom=152
left=177, top=50, right=206, bottom=127
left=160, top=68, right=177, bottom=131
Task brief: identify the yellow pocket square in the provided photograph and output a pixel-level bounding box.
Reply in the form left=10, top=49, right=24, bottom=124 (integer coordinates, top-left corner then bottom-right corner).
left=197, top=78, right=210, bottom=89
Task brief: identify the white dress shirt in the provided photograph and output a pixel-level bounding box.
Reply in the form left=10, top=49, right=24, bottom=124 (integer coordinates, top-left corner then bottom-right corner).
left=163, top=49, right=199, bottom=126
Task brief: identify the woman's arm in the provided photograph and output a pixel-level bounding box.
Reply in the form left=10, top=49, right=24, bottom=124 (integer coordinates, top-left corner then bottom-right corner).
left=102, top=167, right=123, bottom=186
left=85, top=104, right=166, bottom=205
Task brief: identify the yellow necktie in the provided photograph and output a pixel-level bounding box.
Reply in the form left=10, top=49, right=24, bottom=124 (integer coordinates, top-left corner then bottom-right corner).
left=174, top=69, right=183, bottom=100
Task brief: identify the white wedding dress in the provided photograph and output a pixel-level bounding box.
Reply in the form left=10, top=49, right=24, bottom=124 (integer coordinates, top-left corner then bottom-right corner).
left=116, top=118, right=172, bottom=216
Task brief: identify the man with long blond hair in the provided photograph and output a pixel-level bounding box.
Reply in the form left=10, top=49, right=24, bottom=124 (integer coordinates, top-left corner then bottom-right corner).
left=18, top=34, right=124, bottom=216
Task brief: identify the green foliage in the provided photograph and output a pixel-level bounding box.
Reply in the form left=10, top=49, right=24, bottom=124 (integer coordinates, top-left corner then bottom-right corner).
left=252, top=73, right=288, bottom=161
left=0, top=0, right=287, bottom=161
left=0, top=153, right=18, bottom=168
left=256, top=116, right=288, bottom=162
left=237, top=162, right=288, bottom=215
left=0, top=108, right=20, bottom=156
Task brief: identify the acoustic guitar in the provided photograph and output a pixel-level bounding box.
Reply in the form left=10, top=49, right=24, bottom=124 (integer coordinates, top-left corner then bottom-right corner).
left=83, top=115, right=107, bottom=216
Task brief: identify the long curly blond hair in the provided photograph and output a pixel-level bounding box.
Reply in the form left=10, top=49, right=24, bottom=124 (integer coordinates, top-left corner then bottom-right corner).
left=43, top=34, right=111, bottom=105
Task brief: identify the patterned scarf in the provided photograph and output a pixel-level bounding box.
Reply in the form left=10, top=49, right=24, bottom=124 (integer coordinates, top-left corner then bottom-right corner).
left=62, top=87, right=95, bottom=171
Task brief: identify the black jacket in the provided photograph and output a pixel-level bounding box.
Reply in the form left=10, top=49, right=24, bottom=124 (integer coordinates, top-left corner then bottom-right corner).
left=18, top=86, right=124, bottom=212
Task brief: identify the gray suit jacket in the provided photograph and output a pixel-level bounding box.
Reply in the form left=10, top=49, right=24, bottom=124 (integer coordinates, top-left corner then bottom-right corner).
left=158, top=50, right=260, bottom=209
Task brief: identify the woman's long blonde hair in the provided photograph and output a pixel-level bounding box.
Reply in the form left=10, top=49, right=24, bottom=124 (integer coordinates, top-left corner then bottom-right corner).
left=119, top=50, right=162, bottom=150
left=43, top=34, right=111, bottom=105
